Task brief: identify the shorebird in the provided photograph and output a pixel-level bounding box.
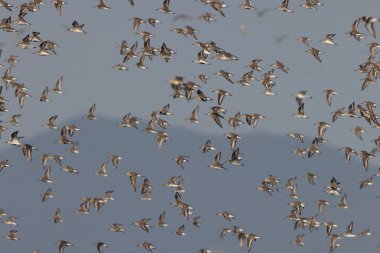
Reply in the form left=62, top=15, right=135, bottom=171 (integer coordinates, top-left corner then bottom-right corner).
left=40, top=166, right=53, bottom=184
left=305, top=172, right=316, bottom=185
left=158, top=211, right=168, bottom=227
left=320, top=34, right=337, bottom=45
left=271, top=61, right=289, bottom=73
left=186, top=105, right=199, bottom=123
left=293, top=103, right=308, bottom=118
left=22, top=143, right=37, bottom=162
left=3, top=216, right=17, bottom=226
left=86, top=104, right=98, bottom=120
left=4, top=230, right=20, bottom=240
left=359, top=150, right=375, bottom=171
left=216, top=210, right=235, bottom=221
left=347, top=18, right=364, bottom=41
left=201, top=139, right=215, bottom=153
left=132, top=218, right=152, bottom=233
left=41, top=188, right=53, bottom=202
left=323, top=89, right=337, bottom=106
left=174, top=155, right=189, bottom=169
left=224, top=132, right=241, bottom=150
left=359, top=176, right=374, bottom=189
left=212, top=89, right=232, bottom=105
left=94, top=0, right=110, bottom=9
left=215, top=70, right=234, bottom=83
left=175, top=224, right=186, bottom=236
left=306, top=48, right=323, bottom=62
left=52, top=208, right=63, bottom=223
left=52, top=0, right=67, bottom=16
left=67, top=21, right=86, bottom=33
left=109, top=223, right=125, bottom=233
left=5, top=131, right=23, bottom=146
left=209, top=151, right=226, bottom=170
left=276, top=0, right=294, bottom=13
left=298, top=36, right=311, bottom=47
left=109, top=155, right=122, bottom=169
left=96, top=162, right=108, bottom=177
left=43, top=115, right=58, bottom=129
left=126, top=171, right=143, bottom=192
left=56, top=240, right=73, bottom=253
left=239, top=0, right=256, bottom=10
left=96, top=242, right=109, bottom=253
left=136, top=241, right=155, bottom=252
left=336, top=193, right=348, bottom=208
left=317, top=199, right=330, bottom=214
left=157, top=0, right=174, bottom=14
left=292, top=234, right=305, bottom=246
left=39, top=86, right=50, bottom=102
left=343, top=222, right=356, bottom=238
left=361, top=16, right=379, bottom=38
left=287, top=132, right=304, bottom=143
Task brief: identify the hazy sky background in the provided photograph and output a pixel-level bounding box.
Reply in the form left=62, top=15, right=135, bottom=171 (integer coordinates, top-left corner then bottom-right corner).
left=1, top=0, right=380, bottom=253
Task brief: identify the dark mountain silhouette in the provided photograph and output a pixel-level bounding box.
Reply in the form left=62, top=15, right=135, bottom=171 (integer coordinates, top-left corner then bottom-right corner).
left=0, top=117, right=378, bottom=253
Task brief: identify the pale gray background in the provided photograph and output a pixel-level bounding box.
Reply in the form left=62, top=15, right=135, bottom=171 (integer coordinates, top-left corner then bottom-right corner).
left=0, top=0, right=380, bottom=253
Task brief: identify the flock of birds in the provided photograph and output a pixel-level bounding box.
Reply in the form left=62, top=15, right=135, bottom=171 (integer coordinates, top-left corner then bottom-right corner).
left=0, top=0, right=380, bottom=253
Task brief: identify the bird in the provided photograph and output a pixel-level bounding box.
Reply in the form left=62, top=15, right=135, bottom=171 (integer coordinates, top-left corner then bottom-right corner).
left=317, top=199, right=330, bottom=214
left=323, top=89, right=337, bottom=106
left=175, top=224, right=186, bottom=236
left=56, top=240, right=73, bottom=253
left=38, top=86, right=50, bottom=102
left=109, top=223, right=126, bottom=233
left=276, top=0, right=294, bottom=13
left=239, top=0, right=256, bottom=10
left=43, top=115, right=58, bottom=129
left=40, top=165, right=53, bottom=184
left=52, top=208, right=63, bottom=223
left=343, top=222, right=356, bottom=238
left=361, top=16, right=379, bottom=38
left=292, top=234, right=305, bottom=246
left=136, top=241, right=155, bottom=252
left=352, top=126, right=366, bottom=140
left=306, top=47, right=323, bottom=62
left=86, top=104, right=98, bottom=120
left=125, top=171, right=143, bottom=192
left=216, top=210, right=235, bottom=221
left=339, top=146, right=357, bottom=163
left=53, top=0, right=67, bottom=16
left=305, top=172, right=316, bottom=185
left=246, top=233, right=260, bottom=251
left=157, top=0, right=174, bottom=14
left=4, top=230, right=20, bottom=240
left=320, top=34, right=337, bottom=45
left=201, top=139, right=215, bottom=153
left=192, top=216, right=201, bottom=228
left=96, top=162, right=108, bottom=177
left=359, top=150, right=375, bottom=171
left=287, top=132, right=304, bottom=143
left=67, top=21, right=86, bottom=34
left=186, top=105, right=199, bottom=123
left=298, top=36, right=311, bottom=46
left=110, top=155, right=122, bottom=169
left=347, top=18, right=365, bottom=41
left=174, top=155, right=189, bottom=169
left=158, top=211, right=168, bottom=227
left=336, top=193, right=348, bottom=209
left=94, top=0, right=110, bottom=9
left=293, top=103, right=309, bottom=118
left=209, top=151, right=226, bottom=170
left=212, top=89, right=232, bottom=105
left=22, top=143, right=37, bottom=162
left=41, top=188, right=54, bottom=202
